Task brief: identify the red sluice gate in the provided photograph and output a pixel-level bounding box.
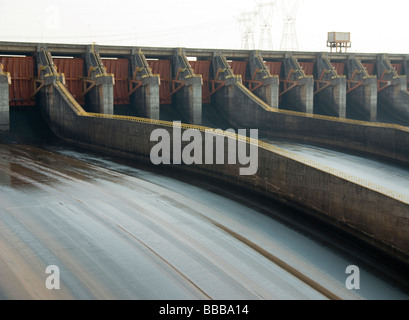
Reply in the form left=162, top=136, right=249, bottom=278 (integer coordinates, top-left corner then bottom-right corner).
left=0, top=56, right=35, bottom=106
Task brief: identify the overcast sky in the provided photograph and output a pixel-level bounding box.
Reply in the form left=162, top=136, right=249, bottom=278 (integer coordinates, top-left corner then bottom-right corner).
left=1, top=0, right=408, bottom=54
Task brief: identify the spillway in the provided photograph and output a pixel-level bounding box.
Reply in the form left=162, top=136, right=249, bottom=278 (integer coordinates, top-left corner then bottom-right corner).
left=0, top=142, right=408, bottom=300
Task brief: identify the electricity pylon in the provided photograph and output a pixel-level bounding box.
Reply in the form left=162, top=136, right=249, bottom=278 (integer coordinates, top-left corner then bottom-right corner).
left=237, top=11, right=258, bottom=50
left=280, top=0, right=299, bottom=51
left=257, top=1, right=276, bottom=51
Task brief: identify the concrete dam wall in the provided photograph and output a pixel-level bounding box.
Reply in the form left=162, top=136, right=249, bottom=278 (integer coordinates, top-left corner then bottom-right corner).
left=1, top=42, right=408, bottom=266
left=38, top=74, right=409, bottom=266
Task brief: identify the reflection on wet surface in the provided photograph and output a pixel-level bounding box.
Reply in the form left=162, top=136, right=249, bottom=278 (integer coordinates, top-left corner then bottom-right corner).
left=262, top=138, right=409, bottom=199
left=0, top=142, right=408, bottom=300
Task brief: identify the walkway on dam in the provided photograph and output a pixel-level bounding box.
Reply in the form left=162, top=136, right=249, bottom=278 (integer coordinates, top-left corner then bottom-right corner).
left=3, top=42, right=409, bottom=125
left=0, top=143, right=408, bottom=300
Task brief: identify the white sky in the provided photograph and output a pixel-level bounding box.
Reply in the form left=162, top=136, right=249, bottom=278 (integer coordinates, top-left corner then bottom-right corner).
left=1, top=0, right=409, bottom=54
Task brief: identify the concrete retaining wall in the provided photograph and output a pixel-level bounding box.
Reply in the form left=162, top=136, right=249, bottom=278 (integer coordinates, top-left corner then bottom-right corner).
left=39, top=78, right=409, bottom=265
left=212, top=81, right=409, bottom=166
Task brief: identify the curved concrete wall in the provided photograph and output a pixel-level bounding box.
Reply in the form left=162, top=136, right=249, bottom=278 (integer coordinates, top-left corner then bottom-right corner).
left=38, top=78, right=409, bottom=266
left=212, top=81, right=409, bottom=166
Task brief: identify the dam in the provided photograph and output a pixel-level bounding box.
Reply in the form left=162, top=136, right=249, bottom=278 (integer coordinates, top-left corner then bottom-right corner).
left=0, top=41, right=408, bottom=300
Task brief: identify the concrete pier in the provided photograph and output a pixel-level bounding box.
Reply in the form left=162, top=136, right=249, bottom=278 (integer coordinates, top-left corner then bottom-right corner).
left=130, top=49, right=160, bottom=119
left=314, top=53, right=346, bottom=118
left=0, top=63, right=10, bottom=131
left=211, top=52, right=267, bottom=128
left=248, top=51, right=279, bottom=109
left=35, top=46, right=67, bottom=129
left=172, top=49, right=203, bottom=125
left=84, top=45, right=114, bottom=115
left=281, top=54, right=314, bottom=114
left=346, top=56, right=377, bottom=121
left=376, top=54, right=409, bottom=123
left=403, top=56, right=409, bottom=84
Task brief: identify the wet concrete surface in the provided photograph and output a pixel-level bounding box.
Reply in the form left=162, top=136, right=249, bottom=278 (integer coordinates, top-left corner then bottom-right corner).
left=0, top=141, right=409, bottom=300
left=262, top=138, right=409, bottom=200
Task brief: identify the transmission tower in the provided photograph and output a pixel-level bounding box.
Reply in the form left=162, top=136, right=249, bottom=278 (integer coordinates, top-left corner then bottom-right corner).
left=237, top=11, right=258, bottom=50
left=280, top=0, right=299, bottom=51
left=257, top=1, right=276, bottom=51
